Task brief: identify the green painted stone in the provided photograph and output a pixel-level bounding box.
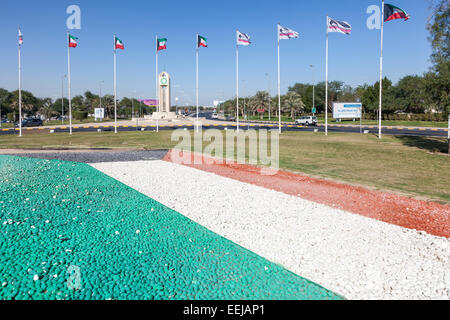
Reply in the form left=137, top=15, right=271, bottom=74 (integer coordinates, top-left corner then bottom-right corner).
left=0, top=155, right=343, bottom=300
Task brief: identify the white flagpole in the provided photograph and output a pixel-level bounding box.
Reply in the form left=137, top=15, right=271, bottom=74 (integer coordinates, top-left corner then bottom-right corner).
left=325, top=16, right=329, bottom=136
left=236, top=41, right=240, bottom=132
left=196, top=34, right=199, bottom=133
left=277, top=24, right=282, bottom=134
left=156, top=35, right=159, bottom=113
left=378, top=0, right=385, bottom=139
left=18, top=28, right=22, bottom=137
left=114, top=35, right=117, bottom=134
left=155, top=35, right=159, bottom=132
left=67, top=32, right=73, bottom=135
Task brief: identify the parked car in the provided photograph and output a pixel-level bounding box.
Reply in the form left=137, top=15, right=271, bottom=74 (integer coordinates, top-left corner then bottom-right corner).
left=211, top=113, right=219, bottom=119
left=15, top=118, right=43, bottom=127
left=295, top=116, right=317, bottom=126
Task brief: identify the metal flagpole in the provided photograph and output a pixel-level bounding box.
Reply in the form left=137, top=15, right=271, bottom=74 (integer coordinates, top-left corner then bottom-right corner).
left=236, top=42, right=239, bottom=132
left=18, top=29, right=22, bottom=137
left=67, top=32, right=73, bottom=135
left=61, top=75, right=65, bottom=125
left=196, top=34, right=199, bottom=133
left=378, top=0, right=385, bottom=139
left=277, top=24, right=281, bottom=133
left=325, top=16, right=329, bottom=136
left=114, top=35, right=117, bottom=134
left=156, top=35, right=159, bottom=113
left=156, top=35, right=159, bottom=132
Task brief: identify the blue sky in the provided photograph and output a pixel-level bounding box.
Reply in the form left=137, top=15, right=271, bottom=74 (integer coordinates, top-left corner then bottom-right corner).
left=0, top=0, right=432, bottom=105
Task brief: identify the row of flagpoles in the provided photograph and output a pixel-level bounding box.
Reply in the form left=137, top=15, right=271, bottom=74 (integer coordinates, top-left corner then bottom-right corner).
left=15, top=1, right=408, bottom=138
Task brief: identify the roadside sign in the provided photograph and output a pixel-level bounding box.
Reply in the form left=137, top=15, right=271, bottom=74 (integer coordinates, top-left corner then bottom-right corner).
left=332, top=103, right=362, bottom=119
left=94, top=108, right=104, bottom=120
left=312, top=107, right=316, bottom=114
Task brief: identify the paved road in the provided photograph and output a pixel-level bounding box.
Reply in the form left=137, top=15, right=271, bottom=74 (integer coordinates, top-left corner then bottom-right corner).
left=0, top=122, right=448, bottom=137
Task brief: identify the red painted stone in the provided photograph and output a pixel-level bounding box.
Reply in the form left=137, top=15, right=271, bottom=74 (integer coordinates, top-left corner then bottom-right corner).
left=163, top=150, right=450, bottom=238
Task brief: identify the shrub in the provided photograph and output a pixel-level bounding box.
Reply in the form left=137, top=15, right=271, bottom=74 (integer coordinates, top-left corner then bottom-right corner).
left=7, top=113, right=17, bottom=122
left=73, top=111, right=88, bottom=121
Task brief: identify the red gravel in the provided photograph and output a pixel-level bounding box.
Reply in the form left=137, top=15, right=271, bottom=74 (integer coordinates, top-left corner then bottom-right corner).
left=163, top=150, right=450, bottom=238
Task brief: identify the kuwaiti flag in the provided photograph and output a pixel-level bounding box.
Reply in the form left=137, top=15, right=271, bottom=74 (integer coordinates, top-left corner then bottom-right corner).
left=197, top=35, right=207, bottom=48
left=237, top=30, right=251, bottom=46
left=384, top=3, right=410, bottom=22
left=68, top=34, right=78, bottom=48
left=115, top=36, right=124, bottom=50
left=278, top=24, right=299, bottom=40
left=18, top=29, right=23, bottom=45
left=157, top=38, right=167, bottom=51
left=327, top=17, right=352, bottom=35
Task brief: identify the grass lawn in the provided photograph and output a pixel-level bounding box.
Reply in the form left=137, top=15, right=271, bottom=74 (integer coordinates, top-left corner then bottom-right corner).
left=241, top=115, right=448, bottom=128
left=0, top=130, right=448, bottom=203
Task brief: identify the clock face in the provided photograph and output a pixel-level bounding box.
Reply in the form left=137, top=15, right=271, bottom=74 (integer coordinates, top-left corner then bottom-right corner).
left=160, top=77, right=168, bottom=85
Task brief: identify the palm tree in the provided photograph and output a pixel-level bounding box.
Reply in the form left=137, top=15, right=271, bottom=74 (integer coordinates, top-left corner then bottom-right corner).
left=283, top=91, right=305, bottom=120
left=38, top=98, right=53, bottom=121
left=102, top=95, right=115, bottom=118
left=252, top=91, right=269, bottom=117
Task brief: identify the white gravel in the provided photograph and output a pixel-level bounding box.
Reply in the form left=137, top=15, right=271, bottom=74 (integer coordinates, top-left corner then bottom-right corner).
left=91, top=160, right=450, bottom=300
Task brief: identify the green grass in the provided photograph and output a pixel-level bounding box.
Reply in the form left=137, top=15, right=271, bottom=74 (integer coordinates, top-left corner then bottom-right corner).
left=240, top=115, right=448, bottom=128
left=0, top=130, right=448, bottom=202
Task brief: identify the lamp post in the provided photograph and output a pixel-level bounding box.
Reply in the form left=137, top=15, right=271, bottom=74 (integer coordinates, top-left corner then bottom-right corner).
left=0, top=96, right=3, bottom=128
left=98, top=80, right=104, bottom=122
left=61, top=74, right=67, bottom=124
left=265, top=73, right=271, bottom=121
left=310, top=65, right=315, bottom=117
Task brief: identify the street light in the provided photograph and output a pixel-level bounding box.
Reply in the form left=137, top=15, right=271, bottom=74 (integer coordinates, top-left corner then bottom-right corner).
left=62, top=74, right=67, bottom=124
left=0, top=96, right=4, bottom=128
left=265, top=73, right=271, bottom=121
left=310, top=65, right=315, bottom=117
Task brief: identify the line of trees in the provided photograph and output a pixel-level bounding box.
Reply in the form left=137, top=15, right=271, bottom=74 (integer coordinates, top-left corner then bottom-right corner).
left=0, top=89, right=154, bottom=121
left=218, top=72, right=448, bottom=121
left=220, top=1, right=449, bottom=121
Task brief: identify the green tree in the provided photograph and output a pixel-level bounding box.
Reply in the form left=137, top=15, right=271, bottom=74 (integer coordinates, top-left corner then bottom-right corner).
left=395, top=76, right=426, bottom=113
left=283, top=91, right=305, bottom=119
left=38, top=98, right=54, bottom=120
left=425, top=0, right=449, bottom=114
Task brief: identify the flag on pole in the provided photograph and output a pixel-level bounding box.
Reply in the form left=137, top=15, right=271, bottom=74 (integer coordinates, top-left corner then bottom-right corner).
left=327, top=17, right=352, bottom=35
left=237, top=30, right=251, bottom=46
left=384, top=4, right=410, bottom=22
left=18, top=29, right=23, bottom=45
left=68, top=34, right=78, bottom=48
left=115, top=36, right=124, bottom=50
left=278, top=24, right=299, bottom=40
left=157, top=38, right=167, bottom=51
left=197, top=35, right=207, bottom=48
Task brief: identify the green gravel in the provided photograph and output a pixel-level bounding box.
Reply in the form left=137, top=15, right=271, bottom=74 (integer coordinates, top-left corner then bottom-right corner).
left=0, top=155, right=342, bottom=300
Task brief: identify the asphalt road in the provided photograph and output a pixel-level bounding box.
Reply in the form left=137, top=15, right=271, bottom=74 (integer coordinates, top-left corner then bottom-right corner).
left=0, top=122, right=448, bottom=137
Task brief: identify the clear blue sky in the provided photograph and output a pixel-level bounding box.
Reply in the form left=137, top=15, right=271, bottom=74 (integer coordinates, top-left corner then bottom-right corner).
left=0, top=0, right=432, bottom=106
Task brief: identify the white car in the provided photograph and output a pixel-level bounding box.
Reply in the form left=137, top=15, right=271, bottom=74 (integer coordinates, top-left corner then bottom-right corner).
left=211, top=113, right=219, bottom=119
left=295, top=116, right=318, bottom=126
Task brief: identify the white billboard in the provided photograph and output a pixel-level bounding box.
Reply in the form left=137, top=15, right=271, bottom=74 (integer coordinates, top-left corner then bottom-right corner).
left=213, top=100, right=224, bottom=107
left=94, top=108, right=105, bottom=120
left=333, top=103, right=362, bottom=119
